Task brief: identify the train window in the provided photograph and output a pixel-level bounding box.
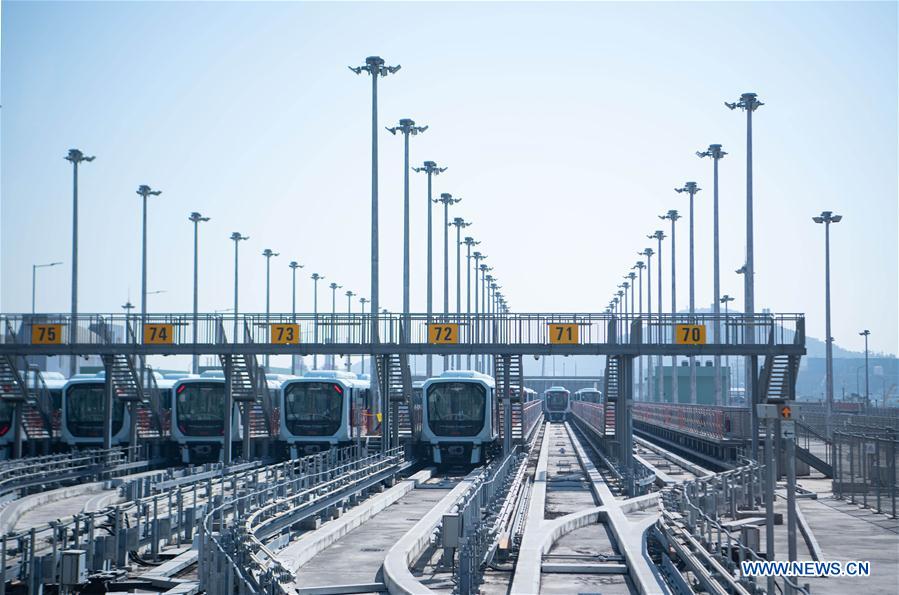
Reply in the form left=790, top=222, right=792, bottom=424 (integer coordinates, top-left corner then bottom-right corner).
left=427, top=382, right=486, bottom=437
left=176, top=383, right=226, bottom=436
left=66, top=384, right=125, bottom=437
left=284, top=383, right=343, bottom=436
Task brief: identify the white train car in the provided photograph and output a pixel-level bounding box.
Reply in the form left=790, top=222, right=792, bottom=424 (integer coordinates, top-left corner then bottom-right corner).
left=171, top=375, right=240, bottom=463
left=61, top=376, right=129, bottom=446
left=543, top=386, right=571, bottom=422
left=420, top=371, right=497, bottom=465
left=573, top=388, right=602, bottom=404
left=279, top=370, right=373, bottom=457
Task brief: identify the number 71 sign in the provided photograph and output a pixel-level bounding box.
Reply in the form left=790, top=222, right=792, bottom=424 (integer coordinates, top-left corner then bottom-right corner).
left=548, top=323, right=579, bottom=344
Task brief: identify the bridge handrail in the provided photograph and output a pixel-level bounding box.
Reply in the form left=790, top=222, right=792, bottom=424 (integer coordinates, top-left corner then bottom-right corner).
left=2, top=312, right=806, bottom=349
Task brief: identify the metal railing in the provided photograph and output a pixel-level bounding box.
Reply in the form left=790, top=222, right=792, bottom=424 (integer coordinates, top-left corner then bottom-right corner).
left=443, top=447, right=527, bottom=594
left=832, top=430, right=897, bottom=517
left=2, top=312, right=805, bottom=349
left=655, top=459, right=811, bottom=595
left=0, top=446, right=143, bottom=498
left=199, top=446, right=405, bottom=595
left=633, top=402, right=751, bottom=441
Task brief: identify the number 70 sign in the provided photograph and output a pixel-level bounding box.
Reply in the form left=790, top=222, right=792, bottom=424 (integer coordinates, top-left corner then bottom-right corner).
left=675, top=324, right=707, bottom=345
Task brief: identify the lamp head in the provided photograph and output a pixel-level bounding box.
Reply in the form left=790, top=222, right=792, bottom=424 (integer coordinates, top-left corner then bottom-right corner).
left=230, top=232, right=248, bottom=242
left=289, top=261, right=303, bottom=270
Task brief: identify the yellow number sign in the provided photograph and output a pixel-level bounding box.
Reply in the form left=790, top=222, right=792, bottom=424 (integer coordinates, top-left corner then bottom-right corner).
left=143, top=324, right=174, bottom=344
left=674, top=324, right=706, bottom=345
left=271, top=323, right=299, bottom=344
left=548, top=323, right=579, bottom=344
left=31, top=324, right=62, bottom=345
left=428, top=323, right=459, bottom=344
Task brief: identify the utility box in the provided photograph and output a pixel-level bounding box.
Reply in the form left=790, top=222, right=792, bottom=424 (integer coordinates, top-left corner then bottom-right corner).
left=61, top=550, right=88, bottom=585
left=442, top=513, right=461, bottom=548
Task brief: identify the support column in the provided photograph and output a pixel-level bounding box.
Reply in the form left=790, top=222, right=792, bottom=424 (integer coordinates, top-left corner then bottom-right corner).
left=223, top=355, right=233, bottom=465
left=502, top=355, right=512, bottom=456
left=103, top=357, right=114, bottom=450
left=621, top=356, right=635, bottom=495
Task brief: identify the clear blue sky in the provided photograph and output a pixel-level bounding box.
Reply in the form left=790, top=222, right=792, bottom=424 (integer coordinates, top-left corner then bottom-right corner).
left=2, top=1, right=897, bottom=358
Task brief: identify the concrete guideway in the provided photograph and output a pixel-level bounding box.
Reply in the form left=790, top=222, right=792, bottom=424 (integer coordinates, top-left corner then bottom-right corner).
left=511, top=421, right=667, bottom=595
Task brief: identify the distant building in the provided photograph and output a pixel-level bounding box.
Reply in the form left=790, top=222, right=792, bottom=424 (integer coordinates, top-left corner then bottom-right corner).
left=651, top=362, right=731, bottom=405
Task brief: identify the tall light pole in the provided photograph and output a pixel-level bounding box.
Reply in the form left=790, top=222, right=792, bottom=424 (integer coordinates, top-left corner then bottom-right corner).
left=640, top=248, right=655, bottom=400
left=721, top=294, right=735, bottom=405
left=189, top=213, right=210, bottom=373
left=698, top=145, right=727, bottom=404
left=289, top=261, right=304, bottom=375
left=122, top=301, right=135, bottom=344
left=451, top=217, right=470, bottom=369
left=633, top=261, right=645, bottom=400
left=346, top=290, right=357, bottom=371
left=814, top=210, right=842, bottom=434
left=32, top=262, right=62, bottom=315
left=310, top=273, right=324, bottom=370
left=472, top=251, right=485, bottom=370
left=660, top=210, right=680, bottom=403
left=480, top=263, right=492, bottom=373
left=387, top=119, right=427, bottom=344
left=727, top=93, right=763, bottom=451
left=136, top=185, right=162, bottom=331
left=649, top=231, right=665, bottom=401
left=349, top=56, right=400, bottom=448
left=413, top=161, right=446, bottom=377
left=261, top=249, right=279, bottom=367
left=230, top=233, right=249, bottom=341
left=859, top=330, right=870, bottom=406
left=65, top=149, right=94, bottom=376
left=463, top=237, right=479, bottom=369
left=329, top=282, right=343, bottom=369
left=437, top=193, right=462, bottom=316
left=675, top=182, right=701, bottom=404
left=359, top=297, right=369, bottom=376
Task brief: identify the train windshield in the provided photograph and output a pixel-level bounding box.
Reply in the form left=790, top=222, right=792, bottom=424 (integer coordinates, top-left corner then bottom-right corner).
left=66, top=384, right=125, bottom=437
left=284, top=383, right=343, bottom=436
left=427, top=382, right=486, bottom=437
left=546, top=391, right=569, bottom=411
left=176, top=383, right=226, bottom=436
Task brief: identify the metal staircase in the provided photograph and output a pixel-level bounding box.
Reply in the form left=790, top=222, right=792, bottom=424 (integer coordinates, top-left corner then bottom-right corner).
left=603, top=355, right=622, bottom=438
left=760, top=321, right=803, bottom=403
left=23, top=367, right=57, bottom=441
left=493, top=354, right=526, bottom=444
left=100, top=354, right=145, bottom=403
left=376, top=353, right=414, bottom=441
left=759, top=354, right=801, bottom=402
left=137, top=365, right=167, bottom=438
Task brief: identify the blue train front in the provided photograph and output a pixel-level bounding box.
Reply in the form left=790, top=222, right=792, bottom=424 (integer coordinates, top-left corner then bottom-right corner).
left=420, top=371, right=497, bottom=465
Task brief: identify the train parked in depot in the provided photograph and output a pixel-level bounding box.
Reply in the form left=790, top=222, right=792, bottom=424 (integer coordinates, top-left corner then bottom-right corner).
left=420, top=371, right=498, bottom=465
left=279, top=370, right=376, bottom=457
left=543, top=386, right=571, bottom=422
left=573, top=388, right=602, bottom=404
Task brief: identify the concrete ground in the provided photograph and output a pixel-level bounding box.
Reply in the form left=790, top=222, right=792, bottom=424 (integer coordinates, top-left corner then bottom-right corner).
left=753, top=474, right=898, bottom=595
left=288, top=485, right=451, bottom=593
